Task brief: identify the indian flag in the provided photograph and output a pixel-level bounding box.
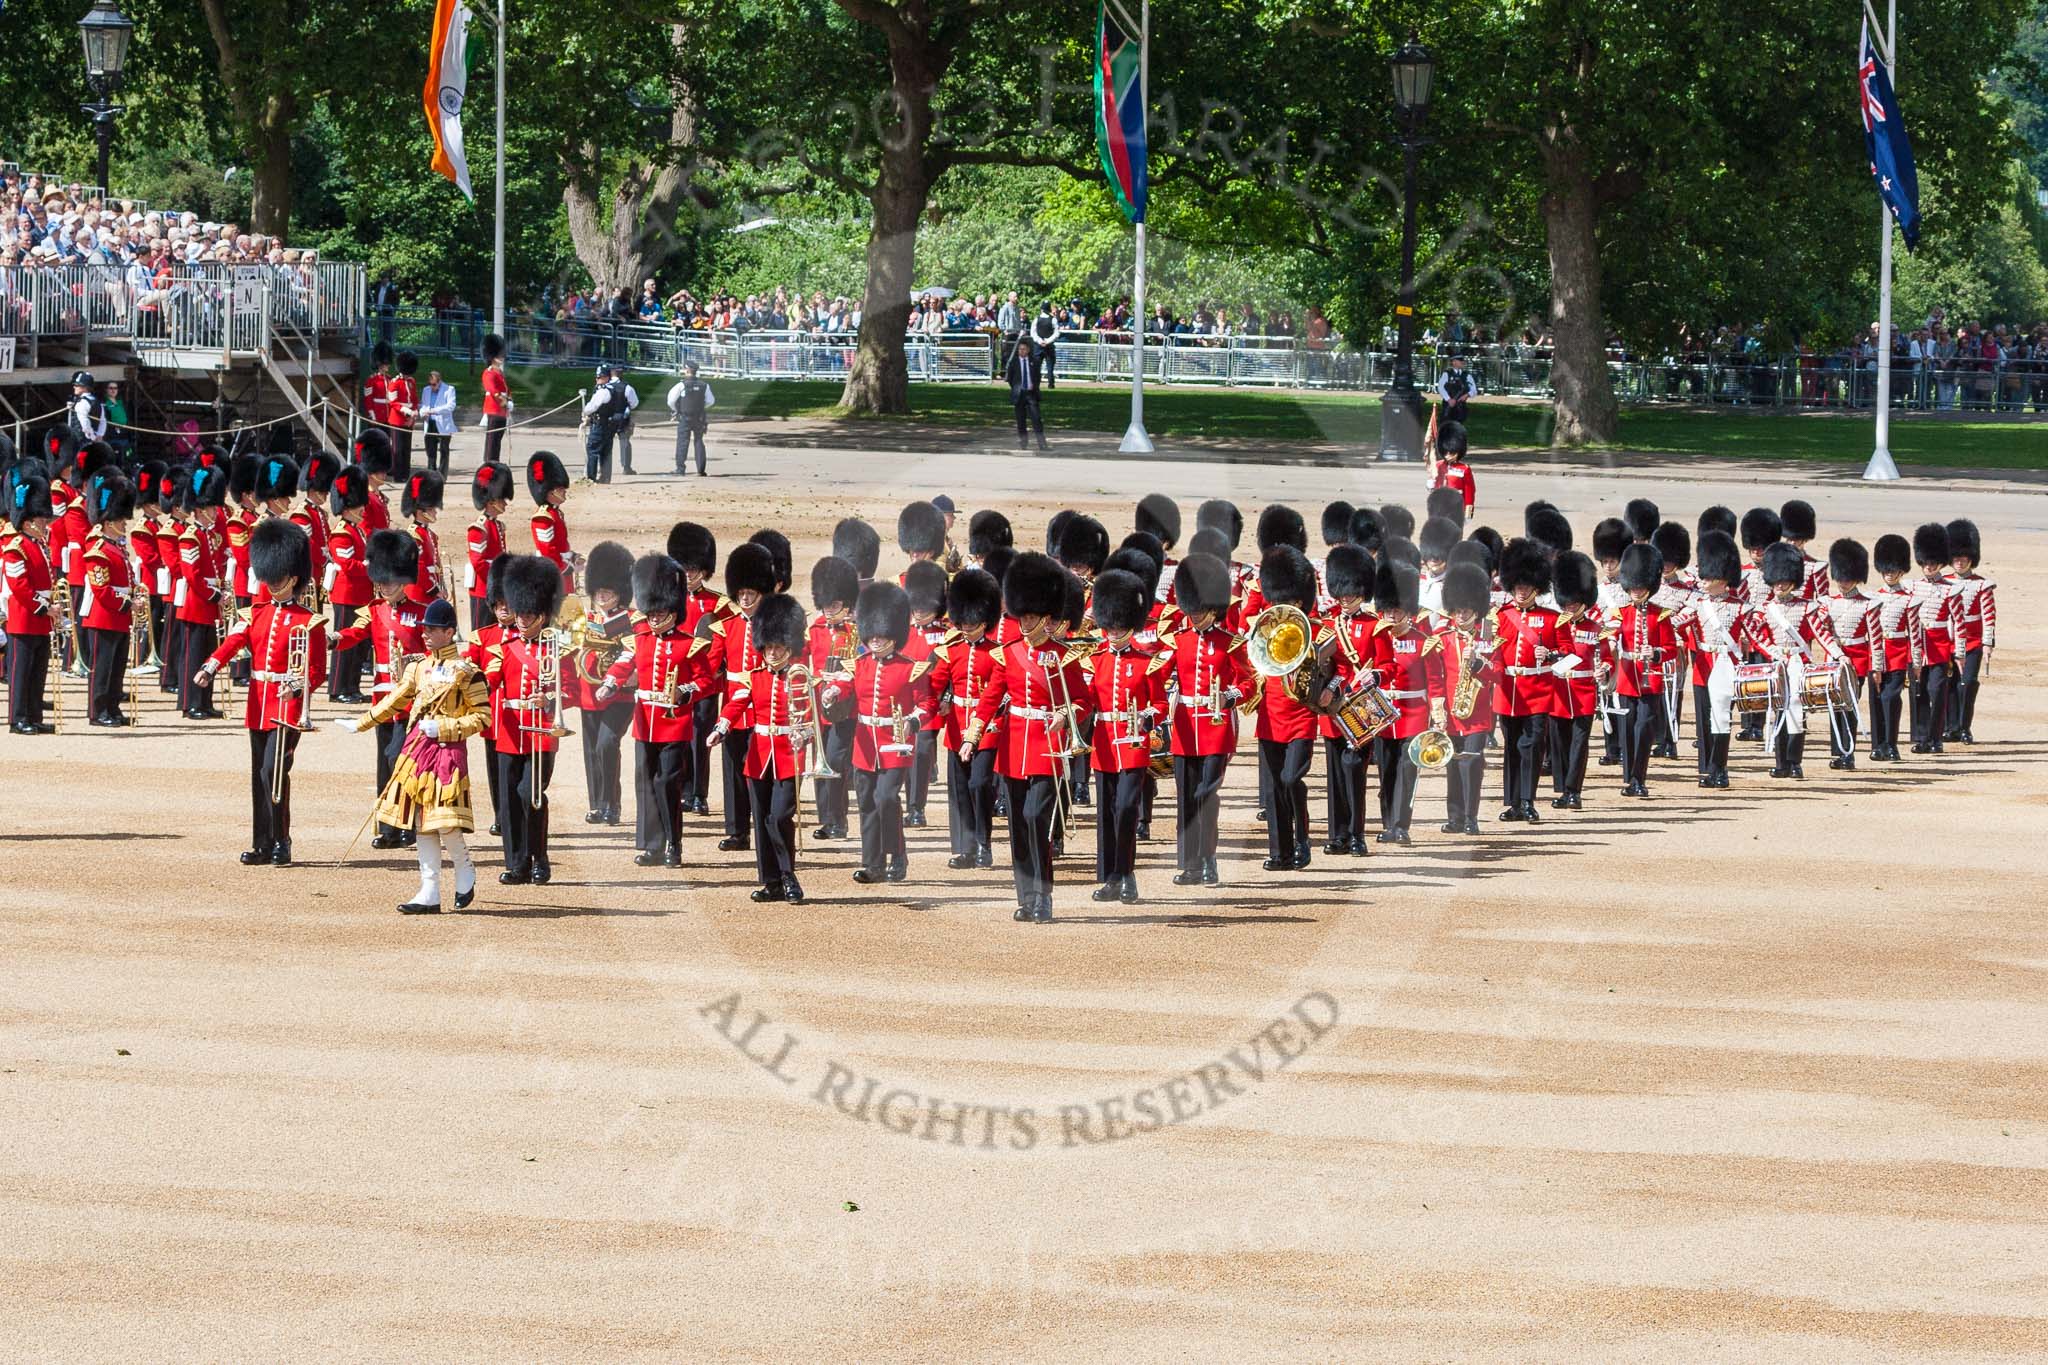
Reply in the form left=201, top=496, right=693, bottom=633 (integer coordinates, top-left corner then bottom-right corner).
left=423, top=0, right=474, bottom=200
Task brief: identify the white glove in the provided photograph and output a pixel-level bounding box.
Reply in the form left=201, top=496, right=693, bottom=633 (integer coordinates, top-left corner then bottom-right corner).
left=419, top=718, right=440, bottom=739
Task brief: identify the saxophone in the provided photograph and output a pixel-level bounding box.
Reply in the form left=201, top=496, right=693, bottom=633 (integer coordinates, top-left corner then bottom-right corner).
left=1449, top=617, right=1490, bottom=720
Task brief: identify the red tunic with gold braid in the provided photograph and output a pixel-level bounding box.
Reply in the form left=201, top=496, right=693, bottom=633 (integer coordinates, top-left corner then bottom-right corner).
left=208, top=601, right=328, bottom=730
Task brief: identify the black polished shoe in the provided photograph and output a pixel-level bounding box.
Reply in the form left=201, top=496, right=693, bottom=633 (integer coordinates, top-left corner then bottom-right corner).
left=335, top=693, right=369, bottom=706
left=1598, top=754, right=1621, bottom=766
left=1710, top=773, right=1730, bottom=789
left=717, top=836, right=750, bottom=852
left=10, top=722, right=44, bottom=735
left=531, top=862, right=552, bottom=885
left=782, top=877, right=805, bottom=904
left=1498, top=806, right=1526, bottom=823
left=1136, top=824, right=1151, bottom=841
left=664, top=845, right=682, bottom=868
left=239, top=846, right=274, bottom=866
left=1172, top=868, right=1202, bottom=886
left=1522, top=803, right=1540, bottom=822
left=1928, top=742, right=1944, bottom=754
left=499, top=869, right=529, bottom=885
left=90, top=713, right=123, bottom=727
left=812, top=824, right=839, bottom=840
left=270, top=841, right=293, bottom=867
left=1200, top=858, right=1219, bottom=886
left=1254, top=808, right=1268, bottom=823
left=1031, top=894, right=1053, bottom=921
left=1958, top=729, right=1975, bottom=744
left=585, top=809, right=608, bottom=824
left=398, top=900, right=440, bottom=914
left=193, top=708, right=225, bottom=720
left=1349, top=836, right=1370, bottom=856
left=1051, top=838, right=1064, bottom=858
left=1788, top=765, right=1804, bottom=780
left=884, top=860, right=908, bottom=883
left=1770, top=766, right=1789, bottom=778
left=1387, top=828, right=1412, bottom=845
left=1698, top=776, right=1714, bottom=788
left=1119, top=874, right=1139, bottom=904
left=488, top=822, right=501, bottom=837
left=1262, top=856, right=1292, bottom=872
left=904, top=811, right=926, bottom=828
left=370, top=832, right=403, bottom=850
left=1440, top=821, right=1463, bottom=834
left=1292, top=845, right=1311, bottom=870
left=1910, top=743, right=1929, bottom=754
left=1322, top=840, right=1348, bottom=856
left=1092, top=881, right=1122, bottom=902
left=946, top=852, right=977, bottom=870
left=634, top=849, right=663, bottom=866
left=1014, top=903, right=1034, bottom=920
left=976, top=844, right=994, bottom=868
left=400, top=831, right=417, bottom=848
left=851, top=867, right=885, bottom=884
left=750, top=883, right=786, bottom=903
left=1551, top=796, right=1571, bottom=809
left=1462, top=819, right=1481, bottom=835
left=1565, top=794, right=1583, bottom=810
left=1828, top=757, right=1853, bottom=770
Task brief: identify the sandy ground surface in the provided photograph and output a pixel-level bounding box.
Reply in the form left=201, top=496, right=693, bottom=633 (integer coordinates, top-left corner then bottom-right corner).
left=4, top=417, right=2047, bottom=1360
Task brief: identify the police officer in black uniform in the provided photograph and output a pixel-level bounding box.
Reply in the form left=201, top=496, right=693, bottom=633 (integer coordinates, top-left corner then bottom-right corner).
left=1435, top=354, right=1476, bottom=426
left=666, top=362, right=716, bottom=475
left=580, top=365, right=631, bottom=483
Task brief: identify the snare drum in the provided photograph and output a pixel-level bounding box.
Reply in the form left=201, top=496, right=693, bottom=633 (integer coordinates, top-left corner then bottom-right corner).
left=1731, top=662, right=1776, bottom=715
left=1799, top=660, right=1841, bottom=711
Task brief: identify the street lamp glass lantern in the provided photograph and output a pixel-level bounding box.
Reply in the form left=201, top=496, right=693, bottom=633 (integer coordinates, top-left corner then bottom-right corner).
left=78, top=1, right=134, bottom=83
left=1391, top=40, right=1434, bottom=118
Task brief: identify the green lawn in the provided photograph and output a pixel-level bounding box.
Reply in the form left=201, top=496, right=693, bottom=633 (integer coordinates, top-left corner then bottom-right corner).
left=420, top=359, right=2048, bottom=470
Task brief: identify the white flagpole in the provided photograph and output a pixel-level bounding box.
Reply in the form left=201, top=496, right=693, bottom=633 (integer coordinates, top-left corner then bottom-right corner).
left=492, top=0, right=507, bottom=339
left=1119, top=0, right=1154, bottom=455
left=1864, top=0, right=1901, bottom=482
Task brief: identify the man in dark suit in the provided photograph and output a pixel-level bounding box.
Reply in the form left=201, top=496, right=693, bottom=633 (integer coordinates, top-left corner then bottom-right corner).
left=1005, top=334, right=1047, bottom=451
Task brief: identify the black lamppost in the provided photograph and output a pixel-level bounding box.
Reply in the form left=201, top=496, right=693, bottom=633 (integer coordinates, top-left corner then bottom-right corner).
left=78, top=1, right=134, bottom=197
left=1377, top=36, right=1435, bottom=462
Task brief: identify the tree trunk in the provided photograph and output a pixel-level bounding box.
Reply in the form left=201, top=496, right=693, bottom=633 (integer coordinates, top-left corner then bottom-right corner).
left=562, top=25, right=701, bottom=296
left=249, top=97, right=295, bottom=237
left=1539, top=145, right=1619, bottom=446
left=840, top=31, right=939, bottom=416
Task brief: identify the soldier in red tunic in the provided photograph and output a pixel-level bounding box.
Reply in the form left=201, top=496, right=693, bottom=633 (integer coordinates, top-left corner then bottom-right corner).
left=1869, top=533, right=1918, bottom=761
left=1368, top=559, right=1434, bottom=844
left=571, top=541, right=636, bottom=827
left=1821, top=538, right=1881, bottom=771
left=1152, top=551, right=1248, bottom=886
left=465, top=462, right=512, bottom=631
left=1748, top=541, right=1843, bottom=779
left=1735, top=506, right=1780, bottom=741
left=900, top=559, right=950, bottom=828
left=963, top=552, right=1093, bottom=922
left=1428, top=562, right=1504, bottom=834
left=1317, top=544, right=1378, bottom=855
left=929, top=567, right=1003, bottom=869
left=57, top=438, right=111, bottom=677
left=4, top=475, right=58, bottom=733
left=400, top=470, right=447, bottom=606
left=194, top=519, right=324, bottom=866
left=1428, top=421, right=1477, bottom=517
left=1906, top=523, right=1958, bottom=754
left=527, top=450, right=579, bottom=593
left=78, top=473, right=140, bottom=725
left=223, top=456, right=260, bottom=688
left=129, top=461, right=168, bottom=673
left=1612, top=543, right=1679, bottom=797
left=1944, top=517, right=1992, bottom=743
left=598, top=554, right=712, bottom=868
left=709, top=593, right=811, bottom=904
left=324, top=463, right=375, bottom=703
left=174, top=461, right=231, bottom=719
left=1084, top=568, right=1163, bottom=902
left=353, top=428, right=394, bottom=534
left=153, top=468, right=185, bottom=696
left=467, top=556, right=518, bottom=837
left=1249, top=545, right=1321, bottom=870
left=1493, top=539, right=1560, bottom=822
left=389, top=350, right=421, bottom=479
left=821, top=581, right=932, bottom=884
left=1672, top=531, right=1750, bottom=788
left=337, top=530, right=429, bottom=849
left=1780, top=499, right=1828, bottom=602
left=708, top=543, right=778, bottom=852
left=667, top=520, right=728, bottom=817
left=486, top=555, right=567, bottom=883
left=804, top=555, right=859, bottom=842
left=1547, top=550, right=1603, bottom=810
left=363, top=341, right=395, bottom=444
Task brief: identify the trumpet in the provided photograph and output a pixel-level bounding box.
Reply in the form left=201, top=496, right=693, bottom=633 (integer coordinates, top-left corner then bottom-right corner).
left=885, top=700, right=916, bottom=755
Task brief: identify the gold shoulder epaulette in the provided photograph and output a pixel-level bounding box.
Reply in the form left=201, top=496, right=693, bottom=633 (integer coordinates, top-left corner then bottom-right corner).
left=686, top=637, right=714, bottom=657
left=909, top=657, right=935, bottom=681
left=1147, top=650, right=1174, bottom=675
left=1421, top=634, right=1443, bottom=656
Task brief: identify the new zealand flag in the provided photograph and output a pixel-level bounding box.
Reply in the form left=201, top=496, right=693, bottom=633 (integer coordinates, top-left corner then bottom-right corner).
left=1859, top=20, right=1921, bottom=250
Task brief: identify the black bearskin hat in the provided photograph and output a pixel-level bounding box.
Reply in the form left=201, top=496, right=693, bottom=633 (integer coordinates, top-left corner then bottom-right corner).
left=1780, top=499, right=1818, bottom=542
left=1944, top=518, right=1980, bottom=568
left=1442, top=562, right=1491, bottom=618
left=368, top=528, right=420, bottom=587
left=484, top=554, right=516, bottom=608
left=329, top=464, right=369, bottom=517
left=1118, top=531, right=1164, bottom=574
left=1056, top=514, right=1110, bottom=575
left=353, top=427, right=393, bottom=477
left=1195, top=498, right=1243, bottom=549
left=1695, top=531, right=1742, bottom=585
left=1873, top=533, right=1911, bottom=578
left=1829, top=538, right=1869, bottom=584
left=968, top=509, right=1013, bottom=559
left=256, top=453, right=299, bottom=503
left=1381, top=536, right=1420, bottom=571
left=1425, top=487, right=1466, bottom=527
left=397, top=350, right=420, bottom=377
left=725, top=542, right=777, bottom=599
left=811, top=555, right=858, bottom=611
left=1379, top=503, right=1416, bottom=542
left=303, top=450, right=341, bottom=497
left=183, top=462, right=228, bottom=511
left=1697, top=504, right=1738, bottom=542
left=1259, top=546, right=1316, bottom=612
left=1103, top=546, right=1160, bottom=601
left=1553, top=551, right=1598, bottom=609
left=1172, top=552, right=1234, bottom=617
left=1591, top=517, right=1630, bottom=564
left=1500, top=538, right=1552, bottom=594
left=1003, top=550, right=1068, bottom=621
left=1448, top=539, right=1491, bottom=575
left=1760, top=541, right=1804, bottom=587
left=1348, top=506, right=1385, bottom=554
left=471, top=461, right=513, bottom=511
left=1620, top=543, right=1663, bottom=595
left=632, top=554, right=685, bottom=619
left=1467, top=526, right=1504, bottom=570
left=1256, top=504, right=1308, bottom=553
left=9, top=475, right=52, bottom=529
left=1136, top=492, right=1181, bottom=549
left=666, top=521, right=717, bottom=575
left=1436, top=421, right=1469, bottom=458
left=750, top=593, right=808, bottom=655
left=1526, top=505, right=1573, bottom=557
left=584, top=540, right=634, bottom=604
left=372, top=341, right=394, bottom=369
left=68, top=438, right=109, bottom=486
left=481, top=333, right=506, bottom=362
left=980, top=545, right=1016, bottom=592
left=526, top=450, right=569, bottom=505
left=905, top=559, right=948, bottom=618
left=134, top=460, right=168, bottom=507
left=1740, top=507, right=1781, bottom=551
left=501, top=554, right=563, bottom=620
left=855, top=580, right=911, bottom=649
left=91, top=474, right=136, bottom=524
left=1374, top=559, right=1420, bottom=615
left=400, top=469, right=444, bottom=518
left=896, top=499, right=947, bottom=558
left=1321, top=500, right=1356, bottom=546
left=1623, top=497, right=1660, bottom=542
left=1652, top=522, right=1691, bottom=571
left=250, top=517, right=312, bottom=591
left=1324, top=544, right=1373, bottom=601
left=1912, top=522, right=1950, bottom=567
left=1045, top=508, right=1076, bottom=555
left=228, top=452, right=261, bottom=501
left=1091, top=568, right=1149, bottom=634
left=1061, top=570, right=1088, bottom=630
left=748, top=529, right=792, bottom=591
left=1186, top=527, right=1231, bottom=563
left=1418, top=515, right=1461, bottom=563
left=947, top=568, right=1003, bottom=630
left=832, top=517, right=880, bottom=579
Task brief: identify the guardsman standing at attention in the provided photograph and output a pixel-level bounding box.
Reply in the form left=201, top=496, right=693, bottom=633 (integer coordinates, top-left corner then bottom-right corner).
left=1868, top=534, right=1919, bottom=763
left=1611, top=543, right=1678, bottom=798
left=709, top=592, right=812, bottom=905
left=1428, top=562, right=1504, bottom=835
left=1318, top=543, right=1378, bottom=856
left=4, top=475, right=58, bottom=733
left=337, top=529, right=429, bottom=850
left=571, top=541, right=637, bottom=827
left=1427, top=421, right=1477, bottom=518
left=1943, top=517, right=1992, bottom=744
left=599, top=553, right=711, bottom=869
left=1367, top=557, right=1435, bottom=845
left=900, top=559, right=950, bottom=829
left=667, top=520, right=728, bottom=817
left=466, top=461, right=513, bottom=631
left=929, top=566, right=1004, bottom=869
left=804, top=555, right=859, bottom=842
left=1906, top=522, right=1958, bottom=755
left=1492, top=538, right=1561, bottom=822
left=325, top=463, right=375, bottom=704
left=1672, top=530, right=1750, bottom=788
left=194, top=519, right=325, bottom=867
left=1153, top=551, right=1248, bottom=888
left=354, top=428, right=395, bottom=534
left=1748, top=541, right=1842, bottom=779
left=1085, top=567, right=1163, bottom=903
left=526, top=450, right=579, bottom=593
left=819, top=580, right=931, bottom=886
left=176, top=461, right=231, bottom=720
left=486, top=555, right=568, bottom=885
left=401, top=470, right=447, bottom=604
left=709, top=543, right=779, bottom=853
left=78, top=473, right=139, bottom=726
left=1821, top=538, right=1881, bottom=771
left=1547, top=550, right=1602, bottom=810
left=1249, top=545, right=1322, bottom=870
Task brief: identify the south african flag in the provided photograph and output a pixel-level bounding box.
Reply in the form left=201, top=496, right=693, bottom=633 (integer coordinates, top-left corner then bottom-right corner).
left=1094, top=0, right=1147, bottom=224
